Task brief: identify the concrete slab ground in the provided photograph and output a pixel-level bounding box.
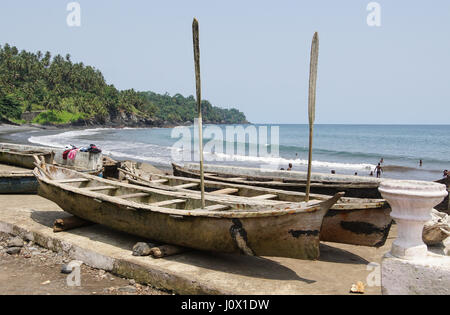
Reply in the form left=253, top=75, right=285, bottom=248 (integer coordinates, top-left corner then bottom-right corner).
left=0, top=194, right=397, bottom=295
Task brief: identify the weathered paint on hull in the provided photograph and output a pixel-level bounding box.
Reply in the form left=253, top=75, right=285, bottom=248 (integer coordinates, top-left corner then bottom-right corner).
left=0, top=175, right=38, bottom=194
left=37, top=179, right=328, bottom=260
left=320, top=206, right=393, bottom=247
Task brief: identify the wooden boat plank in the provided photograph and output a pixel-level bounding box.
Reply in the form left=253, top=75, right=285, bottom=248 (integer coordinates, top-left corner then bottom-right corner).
left=119, top=192, right=150, bottom=199
left=151, top=179, right=168, bottom=184
left=250, top=194, right=278, bottom=200
left=174, top=183, right=198, bottom=189
left=195, top=204, right=231, bottom=211
left=210, top=188, right=239, bottom=195
left=151, top=199, right=186, bottom=207
left=84, top=185, right=118, bottom=191
left=55, top=178, right=90, bottom=184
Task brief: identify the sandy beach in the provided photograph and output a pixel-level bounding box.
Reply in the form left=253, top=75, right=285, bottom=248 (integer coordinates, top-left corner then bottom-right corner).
left=0, top=124, right=40, bottom=135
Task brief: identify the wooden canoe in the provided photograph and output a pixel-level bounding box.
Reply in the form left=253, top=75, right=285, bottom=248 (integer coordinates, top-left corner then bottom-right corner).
left=34, top=165, right=342, bottom=260
left=124, top=167, right=392, bottom=247
left=0, top=143, right=103, bottom=173
left=0, top=147, right=52, bottom=169
left=0, top=171, right=38, bottom=194
left=173, top=163, right=382, bottom=198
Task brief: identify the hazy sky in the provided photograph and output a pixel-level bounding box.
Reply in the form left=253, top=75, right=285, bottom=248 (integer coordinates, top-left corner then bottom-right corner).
left=1, top=1, right=449, bottom=124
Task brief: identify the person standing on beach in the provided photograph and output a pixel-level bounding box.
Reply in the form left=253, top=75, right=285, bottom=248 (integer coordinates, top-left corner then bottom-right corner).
left=374, top=163, right=383, bottom=178
left=419, top=159, right=423, bottom=167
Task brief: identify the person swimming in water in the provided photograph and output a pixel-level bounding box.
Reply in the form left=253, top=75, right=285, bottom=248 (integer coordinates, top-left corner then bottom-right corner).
left=374, top=163, right=383, bottom=178
left=287, top=163, right=293, bottom=171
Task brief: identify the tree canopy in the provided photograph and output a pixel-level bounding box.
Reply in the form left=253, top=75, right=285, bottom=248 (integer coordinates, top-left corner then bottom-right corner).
left=0, top=43, right=248, bottom=126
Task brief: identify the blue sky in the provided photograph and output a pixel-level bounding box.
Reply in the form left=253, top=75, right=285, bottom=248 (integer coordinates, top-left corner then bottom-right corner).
left=1, top=1, right=449, bottom=124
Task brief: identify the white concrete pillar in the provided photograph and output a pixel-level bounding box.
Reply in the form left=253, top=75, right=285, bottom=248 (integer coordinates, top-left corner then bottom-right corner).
left=379, top=180, right=450, bottom=295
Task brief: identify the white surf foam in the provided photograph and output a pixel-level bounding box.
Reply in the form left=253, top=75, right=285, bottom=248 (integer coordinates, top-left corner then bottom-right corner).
left=28, top=127, right=376, bottom=171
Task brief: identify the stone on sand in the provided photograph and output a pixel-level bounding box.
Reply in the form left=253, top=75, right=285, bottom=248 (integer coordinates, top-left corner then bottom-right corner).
left=7, top=236, right=24, bottom=248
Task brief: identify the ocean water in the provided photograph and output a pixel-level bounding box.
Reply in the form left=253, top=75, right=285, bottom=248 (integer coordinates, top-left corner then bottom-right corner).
left=25, top=124, right=450, bottom=181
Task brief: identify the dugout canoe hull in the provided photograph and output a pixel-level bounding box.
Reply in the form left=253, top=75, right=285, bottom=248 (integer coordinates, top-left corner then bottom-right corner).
left=0, top=171, right=38, bottom=194
left=34, top=165, right=342, bottom=260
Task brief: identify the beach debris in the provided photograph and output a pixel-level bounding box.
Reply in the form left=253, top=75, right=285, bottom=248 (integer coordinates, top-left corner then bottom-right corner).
left=7, top=236, right=24, bottom=248
left=41, top=280, right=51, bottom=285
left=6, top=247, right=22, bottom=255
left=61, top=264, right=73, bottom=274
left=423, top=209, right=450, bottom=245
left=149, top=244, right=190, bottom=258
left=132, top=242, right=157, bottom=256
left=350, top=281, right=365, bottom=294
left=118, top=285, right=137, bottom=294
left=53, top=216, right=94, bottom=233
left=61, top=260, right=83, bottom=274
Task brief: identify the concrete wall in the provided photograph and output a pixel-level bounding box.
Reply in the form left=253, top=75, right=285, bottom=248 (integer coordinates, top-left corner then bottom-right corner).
left=21, top=111, right=44, bottom=122
left=382, top=253, right=450, bottom=295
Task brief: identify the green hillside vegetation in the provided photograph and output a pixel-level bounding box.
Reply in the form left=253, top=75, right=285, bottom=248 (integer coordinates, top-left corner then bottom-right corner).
left=0, top=43, right=247, bottom=126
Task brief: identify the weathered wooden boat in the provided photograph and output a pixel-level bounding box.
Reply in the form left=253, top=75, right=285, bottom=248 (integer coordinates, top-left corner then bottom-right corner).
left=34, top=164, right=342, bottom=260
left=173, top=163, right=382, bottom=198
left=0, top=143, right=103, bottom=173
left=0, top=146, right=52, bottom=169
left=0, top=170, right=38, bottom=194
left=124, top=167, right=392, bottom=247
